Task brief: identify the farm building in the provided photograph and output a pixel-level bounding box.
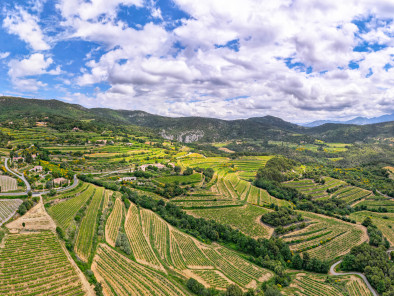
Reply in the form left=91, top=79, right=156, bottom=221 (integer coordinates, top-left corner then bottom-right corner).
left=30, top=166, right=43, bottom=172
left=53, top=177, right=69, bottom=186
left=120, top=177, right=137, bottom=181
left=140, top=163, right=166, bottom=171
left=12, top=157, right=24, bottom=162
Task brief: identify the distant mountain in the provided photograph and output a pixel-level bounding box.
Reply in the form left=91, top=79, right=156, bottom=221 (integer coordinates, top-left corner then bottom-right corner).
left=0, top=96, right=393, bottom=143
left=302, top=113, right=394, bottom=127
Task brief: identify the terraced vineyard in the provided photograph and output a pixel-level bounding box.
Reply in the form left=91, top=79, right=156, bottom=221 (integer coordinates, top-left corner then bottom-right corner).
left=74, top=186, right=105, bottom=262
left=0, top=175, right=18, bottom=192
left=350, top=211, right=394, bottom=245
left=332, top=186, right=371, bottom=204
left=188, top=204, right=273, bottom=238
left=282, top=273, right=372, bottom=296
left=93, top=244, right=189, bottom=296
left=0, top=199, right=22, bottom=225
left=280, top=211, right=366, bottom=260
left=356, top=196, right=394, bottom=212
left=0, top=232, right=86, bottom=296
left=124, top=204, right=164, bottom=270
left=284, top=177, right=346, bottom=199
left=105, top=197, right=124, bottom=247
left=123, top=202, right=273, bottom=289
left=48, top=184, right=95, bottom=230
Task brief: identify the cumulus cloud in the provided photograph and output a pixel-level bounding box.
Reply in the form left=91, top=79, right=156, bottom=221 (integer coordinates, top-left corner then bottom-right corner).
left=3, top=6, right=50, bottom=51
left=3, top=0, right=394, bottom=121
left=8, top=53, right=61, bottom=91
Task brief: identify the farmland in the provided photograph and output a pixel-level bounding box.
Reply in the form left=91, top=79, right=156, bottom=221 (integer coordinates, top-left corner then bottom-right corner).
left=48, top=184, right=95, bottom=230
left=0, top=199, right=22, bottom=225
left=105, top=197, right=124, bottom=247
left=284, top=177, right=346, bottom=199
left=188, top=204, right=273, bottom=238
left=350, top=211, right=394, bottom=245
left=282, top=273, right=372, bottom=296
left=122, top=202, right=274, bottom=289
left=0, top=175, right=17, bottom=192
left=74, top=186, right=105, bottom=262
left=0, top=232, right=86, bottom=296
left=280, top=211, right=366, bottom=261
left=93, top=244, right=189, bottom=296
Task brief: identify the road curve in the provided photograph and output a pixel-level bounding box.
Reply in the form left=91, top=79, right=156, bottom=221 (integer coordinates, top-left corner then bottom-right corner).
left=330, top=260, right=378, bottom=296
left=0, top=157, right=31, bottom=196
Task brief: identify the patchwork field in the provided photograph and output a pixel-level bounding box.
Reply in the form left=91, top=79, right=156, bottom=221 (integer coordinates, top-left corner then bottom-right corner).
left=0, top=199, right=22, bottom=226
left=280, top=211, right=366, bottom=261
left=0, top=175, right=18, bottom=192
left=0, top=232, right=86, bottom=296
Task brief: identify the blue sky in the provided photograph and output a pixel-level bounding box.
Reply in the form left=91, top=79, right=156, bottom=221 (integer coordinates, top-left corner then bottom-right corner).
left=0, top=0, right=393, bottom=122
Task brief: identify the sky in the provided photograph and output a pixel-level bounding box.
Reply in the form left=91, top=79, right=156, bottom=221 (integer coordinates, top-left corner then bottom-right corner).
left=0, top=0, right=394, bottom=123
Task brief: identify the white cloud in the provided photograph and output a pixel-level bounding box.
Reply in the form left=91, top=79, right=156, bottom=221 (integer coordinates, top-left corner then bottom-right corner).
left=3, top=6, right=50, bottom=51
left=8, top=53, right=61, bottom=91
left=0, top=52, right=10, bottom=59
left=6, top=0, right=394, bottom=121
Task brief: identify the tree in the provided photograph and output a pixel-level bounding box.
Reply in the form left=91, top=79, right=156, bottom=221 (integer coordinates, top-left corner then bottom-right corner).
left=174, top=166, right=181, bottom=174
left=292, top=254, right=303, bottom=269
left=264, top=286, right=282, bottom=296
left=362, top=217, right=373, bottom=227
left=225, top=284, right=243, bottom=296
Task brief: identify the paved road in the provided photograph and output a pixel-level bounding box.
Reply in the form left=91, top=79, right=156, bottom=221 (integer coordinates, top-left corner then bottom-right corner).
left=0, top=158, right=30, bottom=196
left=330, top=260, right=378, bottom=296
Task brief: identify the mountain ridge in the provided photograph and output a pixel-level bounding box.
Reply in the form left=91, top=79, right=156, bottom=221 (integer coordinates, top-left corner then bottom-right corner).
left=0, top=96, right=392, bottom=143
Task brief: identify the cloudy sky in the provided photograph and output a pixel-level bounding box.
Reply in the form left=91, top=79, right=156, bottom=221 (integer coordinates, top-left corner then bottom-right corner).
left=1, top=0, right=394, bottom=122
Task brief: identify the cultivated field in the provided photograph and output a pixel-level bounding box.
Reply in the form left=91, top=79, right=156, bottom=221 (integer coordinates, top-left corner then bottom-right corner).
left=105, top=197, right=124, bottom=247
left=284, top=177, right=346, bottom=199
left=280, top=211, right=366, bottom=261
left=93, top=244, right=189, bottom=296
left=0, top=232, right=86, bottom=296
left=48, top=184, right=95, bottom=230
left=74, top=186, right=105, bottom=262
left=123, top=202, right=274, bottom=289
left=350, top=211, right=394, bottom=245
left=0, top=199, right=22, bottom=226
left=282, top=273, right=372, bottom=296
left=188, top=204, right=273, bottom=238
left=0, top=175, right=18, bottom=192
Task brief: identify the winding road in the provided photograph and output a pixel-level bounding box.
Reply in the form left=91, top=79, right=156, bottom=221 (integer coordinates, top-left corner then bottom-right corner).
left=0, top=157, right=79, bottom=197
left=330, top=260, right=378, bottom=296
left=0, top=157, right=30, bottom=196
